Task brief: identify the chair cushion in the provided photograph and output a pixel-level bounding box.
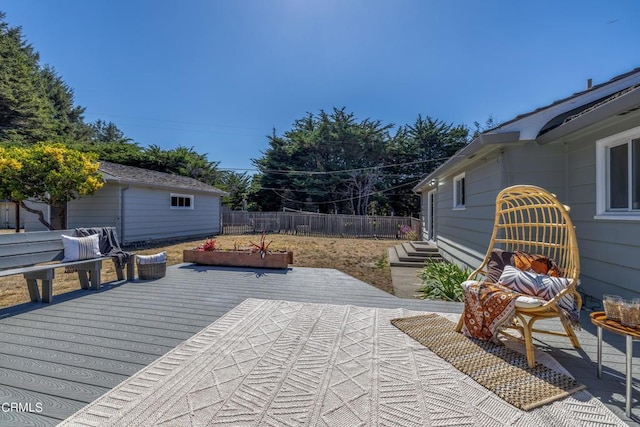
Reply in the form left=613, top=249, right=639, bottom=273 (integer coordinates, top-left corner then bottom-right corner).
left=62, top=234, right=101, bottom=262
left=498, top=265, right=574, bottom=312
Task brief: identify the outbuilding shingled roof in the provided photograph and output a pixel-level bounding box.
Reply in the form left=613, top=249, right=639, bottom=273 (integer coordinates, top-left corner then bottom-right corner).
left=98, top=161, right=227, bottom=195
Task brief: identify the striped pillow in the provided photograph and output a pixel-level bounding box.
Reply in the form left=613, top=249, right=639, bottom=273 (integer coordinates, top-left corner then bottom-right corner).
left=62, top=234, right=101, bottom=262
left=498, top=265, right=575, bottom=313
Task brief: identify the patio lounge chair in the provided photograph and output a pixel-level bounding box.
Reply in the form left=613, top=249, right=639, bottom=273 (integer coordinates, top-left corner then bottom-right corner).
left=455, top=185, right=582, bottom=368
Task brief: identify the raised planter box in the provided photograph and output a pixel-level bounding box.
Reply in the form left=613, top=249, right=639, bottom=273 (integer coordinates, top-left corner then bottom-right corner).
left=183, top=250, right=293, bottom=269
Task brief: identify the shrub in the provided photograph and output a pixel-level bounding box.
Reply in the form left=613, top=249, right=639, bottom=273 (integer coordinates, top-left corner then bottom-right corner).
left=417, top=259, right=469, bottom=302
left=398, top=224, right=418, bottom=241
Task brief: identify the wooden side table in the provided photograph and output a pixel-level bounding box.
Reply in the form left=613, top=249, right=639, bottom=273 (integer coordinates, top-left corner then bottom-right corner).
left=590, top=311, right=639, bottom=417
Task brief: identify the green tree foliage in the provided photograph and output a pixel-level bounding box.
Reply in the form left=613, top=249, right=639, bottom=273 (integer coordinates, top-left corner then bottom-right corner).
left=385, top=116, right=468, bottom=215
left=472, top=115, right=498, bottom=139
left=68, top=119, right=145, bottom=164
left=253, top=108, right=392, bottom=214
left=219, top=171, right=251, bottom=210
left=139, top=145, right=221, bottom=184
left=40, top=65, right=92, bottom=143
left=89, top=119, right=131, bottom=144
left=0, top=13, right=53, bottom=144
left=0, top=143, right=103, bottom=229
left=251, top=109, right=469, bottom=215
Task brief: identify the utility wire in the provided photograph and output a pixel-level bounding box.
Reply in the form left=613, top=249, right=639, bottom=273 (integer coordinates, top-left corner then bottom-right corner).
left=221, top=156, right=451, bottom=175
left=271, top=178, right=422, bottom=206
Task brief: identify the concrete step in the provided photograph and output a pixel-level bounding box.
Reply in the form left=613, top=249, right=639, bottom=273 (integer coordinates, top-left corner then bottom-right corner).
left=397, top=243, right=442, bottom=262
left=409, top=241, right=439, bottom=253
left=389, top=244, right=443, bottom=267
left=401, top=242, right=440, bottom=258
left=388, top=241, right=443, bottom=267
left=388, top=247, right=424, bottom=267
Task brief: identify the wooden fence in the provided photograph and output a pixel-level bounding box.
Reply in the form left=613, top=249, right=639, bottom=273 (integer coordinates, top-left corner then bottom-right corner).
left=221, top=210, right=422, bottom=240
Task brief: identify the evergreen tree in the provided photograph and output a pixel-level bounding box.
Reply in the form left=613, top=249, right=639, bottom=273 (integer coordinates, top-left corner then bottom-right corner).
left=0, top=12, right=53, bottom=144
left=40, top=65, right=92, bottom=143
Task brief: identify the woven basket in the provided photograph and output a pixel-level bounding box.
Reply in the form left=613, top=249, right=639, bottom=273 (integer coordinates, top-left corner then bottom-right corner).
left=137, top=261, right=166, bottom=280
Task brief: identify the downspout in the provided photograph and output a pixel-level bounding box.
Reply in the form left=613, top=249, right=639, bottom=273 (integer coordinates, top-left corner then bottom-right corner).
left=120, top=184, right=130, bottom=244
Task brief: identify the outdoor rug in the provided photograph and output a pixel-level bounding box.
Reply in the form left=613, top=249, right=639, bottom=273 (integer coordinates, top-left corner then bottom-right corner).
left=390, top=314, right=585, bottom=411
left=60, top=299, right=625, bottom=426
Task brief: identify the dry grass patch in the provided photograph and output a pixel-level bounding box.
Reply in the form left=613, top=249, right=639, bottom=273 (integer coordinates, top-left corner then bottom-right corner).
left=0, top=234, right=398, bottom=308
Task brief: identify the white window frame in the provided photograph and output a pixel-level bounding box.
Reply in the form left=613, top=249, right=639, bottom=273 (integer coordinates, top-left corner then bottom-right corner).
left=595, top=125, right=640, bottom=220
left=453, top=172, right=466, bottom=210
left=170, top=193, right=194, bottom=210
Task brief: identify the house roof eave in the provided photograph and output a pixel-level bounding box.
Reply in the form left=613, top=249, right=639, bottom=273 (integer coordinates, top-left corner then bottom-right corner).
left=102, top=177, right=229, bottom=196
left=486, top=68, right=640, bottom=135
left=536, top=86, right=640, bottom=145
left=97, top=161, right=228, bottom=196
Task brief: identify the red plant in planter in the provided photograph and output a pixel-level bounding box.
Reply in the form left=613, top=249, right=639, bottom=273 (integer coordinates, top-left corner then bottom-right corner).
left=249, top=231, right=272, bottom=259
left=197, top=239, right=217, bottom=252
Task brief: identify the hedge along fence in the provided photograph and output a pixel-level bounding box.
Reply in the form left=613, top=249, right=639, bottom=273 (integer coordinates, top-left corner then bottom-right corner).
left=221, top=210, right=421, bottom=240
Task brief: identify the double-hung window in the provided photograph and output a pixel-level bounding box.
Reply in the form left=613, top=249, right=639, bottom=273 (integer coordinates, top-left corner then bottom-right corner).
left=171, top=193, right=194, bottom=209
left=596, top=125, right=640, bottom=218
left=453, top=172, right=466, bottom=209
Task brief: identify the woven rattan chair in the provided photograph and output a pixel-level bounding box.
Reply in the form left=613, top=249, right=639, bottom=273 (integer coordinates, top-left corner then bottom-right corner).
left=455, top=185, right=582, bottom=368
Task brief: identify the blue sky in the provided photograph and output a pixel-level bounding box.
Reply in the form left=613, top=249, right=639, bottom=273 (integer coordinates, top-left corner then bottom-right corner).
left=2, top=1, right=639, bottom=171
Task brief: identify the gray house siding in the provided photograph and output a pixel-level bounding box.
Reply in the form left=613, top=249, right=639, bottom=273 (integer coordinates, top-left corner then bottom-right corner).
left=122, top=187, right=221, bottom=245
left=563, top=116, right=640, bottom=299
left=503, top=141, right=567, bottom=200
left=434, top=154, right=503, bottom=269
left=67, top=184, right=121, bottom=233
left=433, top=142, right=571, bottom=273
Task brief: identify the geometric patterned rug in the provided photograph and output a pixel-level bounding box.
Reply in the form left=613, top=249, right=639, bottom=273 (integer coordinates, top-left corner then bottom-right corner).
left=391, top=314, right=586, bottom=411
left=59, top=299, right=626, bottom=426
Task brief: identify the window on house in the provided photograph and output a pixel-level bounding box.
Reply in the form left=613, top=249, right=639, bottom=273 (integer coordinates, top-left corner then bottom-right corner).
left=453, top=172, right=465, bottom=209
left=596, top=126, right=640, bottom=218
left=170, top=194, right=194, bottom=209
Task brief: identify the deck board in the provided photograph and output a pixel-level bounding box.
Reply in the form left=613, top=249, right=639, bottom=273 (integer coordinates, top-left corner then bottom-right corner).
left=0, top=264, right=637, bottom=426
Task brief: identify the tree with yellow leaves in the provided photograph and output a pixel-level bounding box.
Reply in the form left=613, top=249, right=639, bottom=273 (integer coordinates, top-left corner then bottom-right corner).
left=0, top=143, right=103, bottom=230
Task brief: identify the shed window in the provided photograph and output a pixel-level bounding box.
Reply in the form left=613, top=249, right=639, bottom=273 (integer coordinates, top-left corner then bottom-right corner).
left=171, top=194, right=194, bottom=209
left=453, top=172, right=465, bottom=209
left=596, top=125, right=640, bottom=219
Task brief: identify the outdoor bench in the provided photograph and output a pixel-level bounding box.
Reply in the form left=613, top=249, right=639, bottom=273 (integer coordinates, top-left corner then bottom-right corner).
left=0, top=228, right=135, bottom=303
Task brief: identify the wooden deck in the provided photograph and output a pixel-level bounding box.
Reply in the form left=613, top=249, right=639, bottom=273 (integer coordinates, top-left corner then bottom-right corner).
left=0, top=264, right=638, bottom=426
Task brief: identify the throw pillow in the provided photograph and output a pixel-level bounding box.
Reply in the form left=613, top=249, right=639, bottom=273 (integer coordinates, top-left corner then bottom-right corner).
left=512, top=251, right=562, bottom=277
left=62, top=234, right=101, bottom=262
left=484, top=249, right=514, bottom=284
left=498, top=265, right=574, bottom=313
left=136, top=252, right=167, bottom=265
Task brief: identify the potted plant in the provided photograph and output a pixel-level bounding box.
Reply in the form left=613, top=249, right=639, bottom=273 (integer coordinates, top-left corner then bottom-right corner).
left=183, top=233, right=293, bottom=269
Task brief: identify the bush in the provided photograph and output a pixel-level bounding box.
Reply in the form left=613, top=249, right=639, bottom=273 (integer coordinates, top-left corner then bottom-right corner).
left=417, top=259, right=469, bottom=302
